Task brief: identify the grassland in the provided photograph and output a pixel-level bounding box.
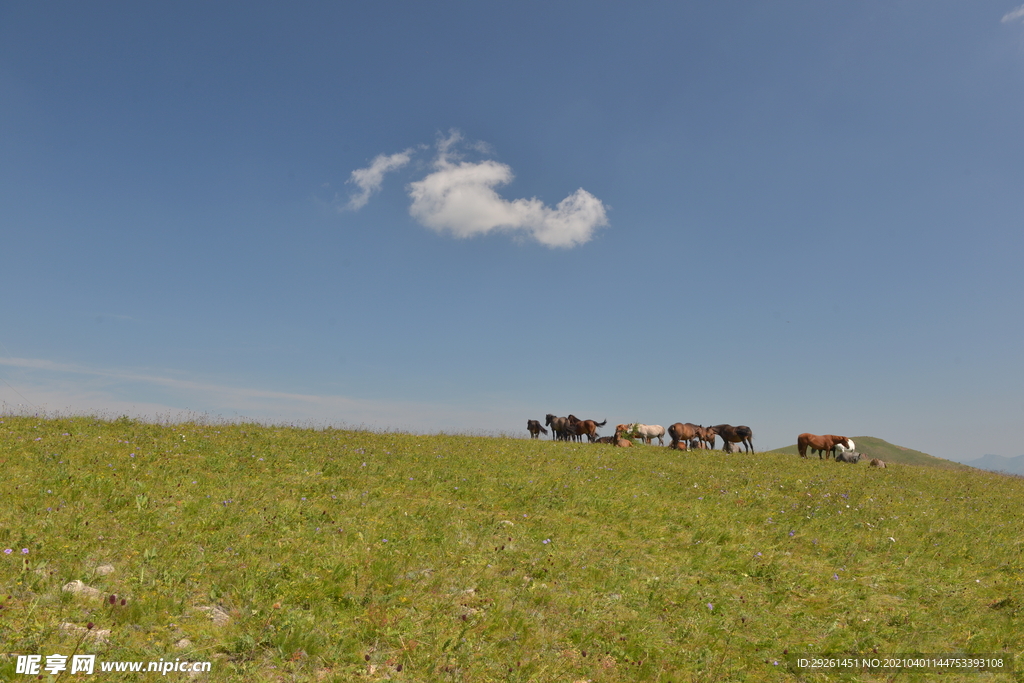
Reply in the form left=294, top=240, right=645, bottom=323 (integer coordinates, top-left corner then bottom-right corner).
left=1, top=416, right=1022, bottom=682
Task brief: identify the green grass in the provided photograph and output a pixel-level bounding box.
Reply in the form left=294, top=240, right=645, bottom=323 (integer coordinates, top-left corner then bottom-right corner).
left=1, top=416, right=1022, bottom=681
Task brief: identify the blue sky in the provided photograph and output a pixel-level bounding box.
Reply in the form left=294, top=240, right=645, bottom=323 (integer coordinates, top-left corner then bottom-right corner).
left=1, top=2, right=1022, bottom=462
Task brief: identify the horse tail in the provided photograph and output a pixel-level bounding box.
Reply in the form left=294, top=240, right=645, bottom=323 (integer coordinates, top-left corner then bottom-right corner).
left=595, top=419, right=607, bottom=427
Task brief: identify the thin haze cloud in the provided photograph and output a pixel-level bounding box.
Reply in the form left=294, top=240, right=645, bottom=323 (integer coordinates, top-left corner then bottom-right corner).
left=347, top=131, right=609, bottom=248
left=1002, top=3, right=1024, bottom=22
left=0, top=356, right=514, bottom=432
left=345, top=149, right=413, bottom=210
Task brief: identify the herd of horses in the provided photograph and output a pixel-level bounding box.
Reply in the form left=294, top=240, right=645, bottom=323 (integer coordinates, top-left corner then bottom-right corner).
left=528, top=414, right=755, bottom=453
left=527, top=416, right=886, bottom=466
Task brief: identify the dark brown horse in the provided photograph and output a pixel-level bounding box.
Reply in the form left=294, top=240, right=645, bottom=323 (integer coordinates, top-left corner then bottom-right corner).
left=797, top=433, right=850, bottom=459
left=527, top=419, right=548, bottom=439
left=712, top=424, right=754, bottom=453
left=668, top=422, right=701, bottom=450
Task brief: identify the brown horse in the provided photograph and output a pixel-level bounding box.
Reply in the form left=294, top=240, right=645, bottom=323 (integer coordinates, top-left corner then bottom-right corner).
left=571, top=417, right=607, bottom=443
left=615, top=424, right=638, bottom=442
left=696, top=425, right=716, bottom=450
left=566, top=415, right=582, bottom=442
left=712, top=424, right=754, bottom=453
left=668, top=422, right=701, bottom=450
left=527, top=419, right=548, bottom=439
left=797, top=433, right=850, bottom=459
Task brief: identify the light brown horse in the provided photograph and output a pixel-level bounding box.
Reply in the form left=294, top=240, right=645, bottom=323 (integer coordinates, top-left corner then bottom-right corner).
left=615, top=424, right=638, bottom=442
left=668, top=422, right=701, bottom=450
left=697, top=425, right=716, bottom=450
left=797, top=433, right=850, bottom=459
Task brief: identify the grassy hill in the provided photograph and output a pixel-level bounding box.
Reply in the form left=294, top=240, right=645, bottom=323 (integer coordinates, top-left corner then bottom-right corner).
left=766, top=436, right=973, bottom=470
left=1, top=416, right=1021, bottom=681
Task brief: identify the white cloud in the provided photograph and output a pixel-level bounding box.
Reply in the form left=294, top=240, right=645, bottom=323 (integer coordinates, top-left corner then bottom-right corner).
left=345, top=149, right=413, bottom=210
left=347, top=130, right=608, bottom=248
left=1002, top=3, right=1024, bottom=22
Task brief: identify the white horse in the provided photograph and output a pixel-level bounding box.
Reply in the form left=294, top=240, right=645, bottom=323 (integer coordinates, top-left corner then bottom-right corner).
left=634, top=423, right=666, bottom=446
left=834, top=438, right=856, bottom=456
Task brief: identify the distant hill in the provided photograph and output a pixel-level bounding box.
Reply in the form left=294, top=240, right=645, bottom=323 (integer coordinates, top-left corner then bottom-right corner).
left=765, top=436, right=973, bottom=470
left=962, top=454, right=1024, bottom=476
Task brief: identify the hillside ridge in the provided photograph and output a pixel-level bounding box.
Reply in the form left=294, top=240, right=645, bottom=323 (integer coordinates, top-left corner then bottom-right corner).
left=765, top=435, right=972, bottom=470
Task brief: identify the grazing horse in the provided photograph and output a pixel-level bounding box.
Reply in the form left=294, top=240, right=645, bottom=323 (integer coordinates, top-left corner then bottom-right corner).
left=835, top=451, right=864, bottom=464
left=668, top=422, right=701, bottom=450
left=545, top=414, right=572, bottom=441
left=634, top=424, right=666, bottom=446
left=527, top=419, right=548, bottom=439
left=797, top=433, right=851, bottom=459
left=712, top=424, right=754, bottom=453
